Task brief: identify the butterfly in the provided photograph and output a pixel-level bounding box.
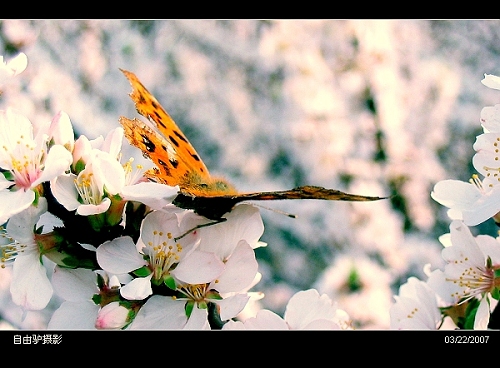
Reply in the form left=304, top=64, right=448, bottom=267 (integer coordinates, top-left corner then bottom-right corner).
left=119, top=69, right=385, bottom=226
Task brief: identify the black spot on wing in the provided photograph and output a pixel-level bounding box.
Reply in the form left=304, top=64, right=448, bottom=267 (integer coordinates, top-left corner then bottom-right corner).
left=141, top=134, right=156, bottom=153
left=170, top=158, right=179, bottom=169
left=173, top=130, right=188, bottom=143
left=153, top=111, right=166, bottom=129
left=169, top=135, right=179, bottom=147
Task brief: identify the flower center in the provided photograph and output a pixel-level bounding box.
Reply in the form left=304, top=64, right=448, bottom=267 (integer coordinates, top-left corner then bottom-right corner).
left=146, top=230, right=183, bottom=281
left=74, top=172, right=103, bottom=205
left=447, top=262, right=495, bottom=302
left=123, top=157, right=145, bottom=185
left=178, top=283, right=209, bottom=303
left=0, top=228, right=29, bottom=267
left=3, top=136, right=45, bottom=190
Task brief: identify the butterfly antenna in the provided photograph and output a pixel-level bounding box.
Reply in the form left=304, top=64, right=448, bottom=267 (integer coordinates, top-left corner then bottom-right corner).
left=251, top=203, right=297, bottom=218
left=174, top=218, right=227, bottom=242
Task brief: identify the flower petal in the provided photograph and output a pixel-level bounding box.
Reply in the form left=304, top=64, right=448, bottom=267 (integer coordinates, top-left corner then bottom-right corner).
left=474, top=297, right=490, bottom=330
left=284, top=289, right=346, bottom=330
left=51, top=266, right=99, bottom=302
left=32, top=145, right=73, bottom=187
left=11, top=252, right=53, bottom=310
left=101, top=127, right=124, bottom=159
left=171, top=250, right=224, bottom=284
left=215, top=240, right=258, bottom=293
left=97, top=236, right=147, bottom=274
left=482, top=74, right=500, bottom=90
left=47, top=301, right=99, bottom=330
left=51, top=174, right=80, bottom=211
left=197, top=204, right=264, bottom=259
left=120, top=274, right=153, bottom=300
left=0, top=53, right=27, bottom=82
left=480, top=105, right=500, bottom=133
left=0, top=174, right=12, bottom=190
left=431, top=179, right=481, bottom=215
left=76, top=197, right=111, bottom=216
left=129, top=295, right=187, bottom=329
left=121, top=182, right=179, bottom=209
left=0, top=189, right=35, bottom=225
left=217, top=293, right=250, bottom=321
left=92, top=151, right=125, bottom=195
left=390, top=277, right=441, bottom=330
left=184, top=306, right=210, bottom=330
left=222, top=309, right=288, bottom=330
left=5, top=197, right=46, bottom=241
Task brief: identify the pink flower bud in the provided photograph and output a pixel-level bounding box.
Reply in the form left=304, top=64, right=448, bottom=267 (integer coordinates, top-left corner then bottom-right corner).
left=95, top=302, right=130, bottom=330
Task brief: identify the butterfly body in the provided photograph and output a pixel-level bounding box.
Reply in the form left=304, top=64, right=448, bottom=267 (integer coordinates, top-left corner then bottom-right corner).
left=119, top=69, right=385, bottom=220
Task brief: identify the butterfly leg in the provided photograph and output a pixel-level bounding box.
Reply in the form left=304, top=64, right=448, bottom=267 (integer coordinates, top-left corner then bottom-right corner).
left=174, top=217, right=228, bottom=242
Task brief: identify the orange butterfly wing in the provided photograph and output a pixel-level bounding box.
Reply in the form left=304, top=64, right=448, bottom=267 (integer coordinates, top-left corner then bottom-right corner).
left=119, top=69, right=233, bottom=196
left=120, top=69, right=386, bottom=220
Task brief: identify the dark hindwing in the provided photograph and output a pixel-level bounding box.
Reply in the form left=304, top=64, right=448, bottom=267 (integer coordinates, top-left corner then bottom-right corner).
left=174, top=185, right=386, bottom=220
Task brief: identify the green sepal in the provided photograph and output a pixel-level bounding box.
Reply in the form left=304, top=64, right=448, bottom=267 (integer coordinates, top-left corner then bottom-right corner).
left=44, top=247, right=96, bottom=269
left=2, top=170, right=13, bottom=181
left=96, top=273, right=106, bottom=289
left=494, top=269, right=500, bottom=278
left=487, top=256, right=493, bottom=270
left=105, top=195, right=126, bottom=227
left=134, top=266, right=151, bottom=277
left=43, top=248, right=78, bottom=268
left=463, top=298, right=481, bottom=329
left=164, top=276, right=177, bottom=290
left=185, top=300, right=195, bottom=317
left=197, top=301, right=208, bottom=309
left=92, top=294, right=102, bottom=305
left=206, top=290, right=222, bottom=300
left=88, top=213, right=106, bottom=232
left=73, top=159, right=86, bottom=174
left=491, top=287, right=500, bottom=300
left=124, top=201, right=147, bottom=243
left=30, top=190, right=38, bottom=207
left=125, top=308, right=137, bottom=328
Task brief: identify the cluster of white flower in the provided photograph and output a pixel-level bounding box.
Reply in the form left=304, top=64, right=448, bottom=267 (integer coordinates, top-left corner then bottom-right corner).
left=0, top=53, right=351, bottom=330
left=390, top=74, right=500, bottom=330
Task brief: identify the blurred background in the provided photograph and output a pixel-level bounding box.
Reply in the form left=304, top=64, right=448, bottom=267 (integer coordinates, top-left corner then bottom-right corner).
left=1, top=19, right=499, bottom=329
